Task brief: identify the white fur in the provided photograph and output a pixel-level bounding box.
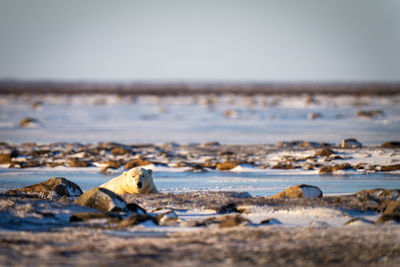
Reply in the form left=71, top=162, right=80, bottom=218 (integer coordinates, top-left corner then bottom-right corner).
left=99, top=167, right=158, bottom=195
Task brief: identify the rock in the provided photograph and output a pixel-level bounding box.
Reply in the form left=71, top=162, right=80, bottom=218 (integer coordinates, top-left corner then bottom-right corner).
left=0, top=149, right=18, bottom=164
left=314, top=148, right=334, bottom=157
left=356, top=189, right=400, bottom=202
left=308, top=112, right=322, bottom=120
left=298, top=141, right=321, bottom=148
left=124, top=158, right=152, bottom=169
left=340, top=138, right=362, bottom=148
left=19, top=117, right=39, bottom=127
left=70, top=212, right=121, bottom=223
left=344, top=217, right=374, bottom=226
left=110, top=147, right=130, bottom=156
left=69, top=158, right=91, bottom=167
left=214, top=202, right=239, bottom=214
left=354, top=163, right=376, bottom=171
left=118, top=214, right=157, bottom=227
left=126, top=203, right=147, bottom=214
left=260, top=218, right=282, bottom=225
left=381, top=141, right=400, bottom=148
left=75, top=187, right=128, bottom=213
left=216, top=161, right=238, bottom=171
left=379, top=164, right=400, bottom=172
left=319, top=166, right=333, bottom=174
left=271, top=184, right=322, bottom=199
left=201, top=142, right=220, bottom=147
left=156, top=211, right=179, bottom=226
left=376, top=200, right=400, bottom=224
left=31, top=101, right=43, bottom=109
left=5, top=177, right=83, bottom=199
left=219, top=214, right=250, bottom=228
left=332, top=163, right=353, bottom=172
left=357, top=110, right=384, bottom=118
left=271, top=162, right=296, bottom=170
left=274, top=141, right=293, bottom=148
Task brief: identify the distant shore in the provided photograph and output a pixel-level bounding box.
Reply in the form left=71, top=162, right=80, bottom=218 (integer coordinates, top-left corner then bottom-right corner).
left=1, top=80, right=400, bottom=95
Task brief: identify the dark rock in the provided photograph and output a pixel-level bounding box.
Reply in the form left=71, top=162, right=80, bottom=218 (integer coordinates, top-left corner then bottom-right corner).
left=201, top=142, right=220, bottom=147
left=19, top=117, right=39, bottom=127
left=298, top=141, right=321, bottom=148
left=376, top=200, right=400, bottom=224
left=381, top=141, right=400, bottom=148
left=344, top=217, right=374, bottom=226
left=118, top=214, right=157, bottom=227
left=315, top=148, right=334, bottom=157
left=308, top=112, right=322, bottom=120
left=5, top=177, right=83, bottom=199
left=126, top=203, right=146, bottom=214
left=354, top=163, right=376, bottom=171
left=75, top=187, right=128, bottom=213
left=0, top=149, right=18, bottom=164
left=357, top=110, right=384, bottom=118
left=380, top=164, right=400, bottom=172
left=260, top=218, right=282, bottom=225
left=219, top=214, right=250, bottom=228
left=70, top=212, right=121, bottom=223
left=215, top=202, right=239, bottom=214
left=272, top=184, right=322, bottom=199
left=340, top=138, right=362, bottom=148
left=124, top=158, right=152, bottom=169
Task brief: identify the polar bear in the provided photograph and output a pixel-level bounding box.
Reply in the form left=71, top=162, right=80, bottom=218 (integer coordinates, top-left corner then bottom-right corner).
left=99, top=167, right=158, bottom=195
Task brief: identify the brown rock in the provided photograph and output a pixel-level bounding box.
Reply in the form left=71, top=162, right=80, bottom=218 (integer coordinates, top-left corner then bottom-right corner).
left=380, top=164, right=400, bottom=172
left=216, top=161, right=238, bottom=171
left=69, top=158, right=90, bottom=167
left=357, top=110, right=384, bottom=118
left=219, top=214, right=250, bottom=228
left=314, top=148, right=334, bottom=157
left=110, top=147, right=130, bottom=156
left=376, top=200, right=400, bottom=224
left=332, top=163, right=353, bottom=172
left=75, top=187, right=128, bottom=213
left=0, top=150, right=18, bottom=164
left=19, top=117, right=39, bottom=127
left=308, top=112, right=322, bottom=120
left=124, top=158, right=152, bottom=169
left=5, top=177, right=83, bottom=199
left=319, top=166, right=333, bottom=174
left=381, top=141, right=400, bottom=148
left=271, top=162, right=296, bottom=169
left=271, top=184, right=322, bottom=199
left=356, top=189, right=400, bottom=202
left=118, top=214, right=157, bottom=227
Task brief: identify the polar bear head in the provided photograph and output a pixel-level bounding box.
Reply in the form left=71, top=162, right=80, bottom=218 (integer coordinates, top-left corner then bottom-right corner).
left=123, top=167, right=154, bottom=193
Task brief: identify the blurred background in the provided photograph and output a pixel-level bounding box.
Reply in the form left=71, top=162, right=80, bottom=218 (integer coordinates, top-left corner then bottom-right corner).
left=1, top=0, right=399, bottom=82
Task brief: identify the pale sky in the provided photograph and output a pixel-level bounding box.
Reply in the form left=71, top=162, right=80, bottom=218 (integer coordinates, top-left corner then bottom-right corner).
left=0, top=0, right=399, bottom=82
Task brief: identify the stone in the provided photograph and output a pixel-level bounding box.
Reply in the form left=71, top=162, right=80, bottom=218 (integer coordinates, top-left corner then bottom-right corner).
left=69, top=212, right=121, bottom=223
left=298, top=141, right=321, bottom=148
left=271, top=184, right=322, bottom=199
left=0, top=149, right=18, bottom=164
left=75, top=187, right=128, bottom=213
left=376, top=200, right=400, bottom=224
left=332, top=163, right=353, bottom=172
left=69, top=158, right=91, bottom=167
left=271, top=162, right=296, bottom=169
left=344, top=217, right=374, bottom=226
left=19, top=117, right=39, bottom=127
left=340, top=138, right=362, bottom=148
left=219, top=214, right=250, bottom=228
left=110, top=147, right=130, bottom=156
left=357, top=110, right=384, bottom=119
left=214, top=202, right=239, bottom=214
left=124, top=158, right=152, bottom=169
left=216, top=161, right=239, bottom=171
left=156, top=211, right=179, bottom=226
left=260, top=218, right=282, bottom=225
left=319, top=166, right=333, bottom=174
left=5, top=177, right=83, bottom=199
left=356, top=189, right=400, bottom=202
left=379, top=164, right=400, bottom=172
left=118, top=214, right=157, bottom=227
left=308, top=112, right=322, bottom=120
left=314, top=148, right=334, bottom=157
left=381, top=141, right=400, bottom=148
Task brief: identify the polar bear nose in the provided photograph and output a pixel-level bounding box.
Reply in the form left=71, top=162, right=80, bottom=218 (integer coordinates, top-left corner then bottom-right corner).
left=137, top=181, right=142, bottom=188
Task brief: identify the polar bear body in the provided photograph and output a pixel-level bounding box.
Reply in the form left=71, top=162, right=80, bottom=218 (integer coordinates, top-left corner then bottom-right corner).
left=99, top=167, right=158, bottom=195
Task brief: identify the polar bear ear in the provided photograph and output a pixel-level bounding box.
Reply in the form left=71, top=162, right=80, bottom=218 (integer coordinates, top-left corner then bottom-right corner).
left=123, top=171, right=128, bottom=177
left=147, top=169, right=153, bottom=175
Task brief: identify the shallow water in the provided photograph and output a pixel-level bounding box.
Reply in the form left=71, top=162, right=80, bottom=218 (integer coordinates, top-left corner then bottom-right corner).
left=1, top=167, right=399, bottom=196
